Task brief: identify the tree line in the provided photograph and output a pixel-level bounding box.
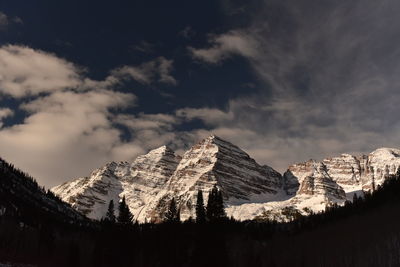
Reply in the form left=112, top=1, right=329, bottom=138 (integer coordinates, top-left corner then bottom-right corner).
left=103, top=185, right=226, bottom=224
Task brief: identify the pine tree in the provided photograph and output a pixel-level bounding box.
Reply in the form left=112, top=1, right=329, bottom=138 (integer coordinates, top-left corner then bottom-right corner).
left=215, top=189, right=226, bottom=219
left=164, top=197, right=180, bottom=223
left=206, top=186, right=217, bottom=221
left=118, top=196, right=133, bottom=224
left=105, top=200, right=116, bottom=223
left=206, top=185, right=226, bottom=222
left=196, top=190, right=206, bottom=223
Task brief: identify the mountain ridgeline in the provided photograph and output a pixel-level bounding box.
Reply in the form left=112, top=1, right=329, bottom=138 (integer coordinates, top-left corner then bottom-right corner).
left=52, top=135, right=400, bottom=222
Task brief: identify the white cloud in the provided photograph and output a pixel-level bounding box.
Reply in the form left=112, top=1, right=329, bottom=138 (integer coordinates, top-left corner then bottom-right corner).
left=0, top=88, right=140, bottom=187
left=0, top=45, right=177, bottom=187
left=188, top=30, right=259, bottom=64
left=0, top=45, right=81, bottom=97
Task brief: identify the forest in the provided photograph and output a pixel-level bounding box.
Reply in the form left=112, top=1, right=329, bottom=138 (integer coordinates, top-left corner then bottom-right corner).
left=1, top=157, right=400, bottom=267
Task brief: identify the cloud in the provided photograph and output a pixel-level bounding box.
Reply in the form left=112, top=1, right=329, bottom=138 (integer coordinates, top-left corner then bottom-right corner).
left=179, top=26, right=195, bottom=39
left=176, top=107, right=233, bottom=125
left=188, top=30, right=259, bottom=64
left=0, top=12, right=8, bottom=30
left=0, top=45, right=81, bottom=97
left=115, top=113, right=181, bottom=151
left=132, top=40, right=155, bottom=53
left=111, top=56, right=177, bottom=86
left=0, top=88, right=141, bottom=187
left=12, top=16, right=23, bottom=24
left=0, top=45, right=178, bottom=187
left=182, top=0, right=400, bottom=171
left=0, top=11, right=23, bottom=30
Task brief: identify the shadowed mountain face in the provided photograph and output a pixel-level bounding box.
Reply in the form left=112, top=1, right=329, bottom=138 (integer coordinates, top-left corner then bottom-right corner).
left=52, top=136, right=400, bottom=222
left=0, top=157, right=85, bottom=225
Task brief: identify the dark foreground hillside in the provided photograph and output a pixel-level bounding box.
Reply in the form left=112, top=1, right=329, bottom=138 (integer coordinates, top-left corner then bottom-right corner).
left=1, top=157, right=400, bottom=267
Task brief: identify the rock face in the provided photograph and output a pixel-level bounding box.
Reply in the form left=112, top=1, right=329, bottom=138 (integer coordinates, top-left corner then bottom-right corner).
left=297, top=162, right=346, bottom=200
left=52, top=146, right=180, bottom=220
left=52, top=135, right=400, bottom=223
left=148, top=135, right=284, bottom=221
left=322, top=154, right=362, bottom=191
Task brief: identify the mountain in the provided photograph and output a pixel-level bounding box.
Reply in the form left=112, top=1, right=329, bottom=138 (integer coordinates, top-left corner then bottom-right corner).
left=52, top=135, right=285, bottom=222
left=52, top=145, right=180, bottom=221
left=0, top=157, right=85, bottom=226
left=144, top=135, right=284, bottom=221
left=285, top=147, right=400, bottom=199
left=52, top=136, right=400, bottom=222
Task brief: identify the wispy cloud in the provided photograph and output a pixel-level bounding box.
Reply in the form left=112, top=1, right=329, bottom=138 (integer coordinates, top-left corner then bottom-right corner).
left=188, top=30, right=259, bottom=64
left=132, top=40, right=155, bottom=54
left=0, top=12, right=8, bottom=30
left=183, top=0, right=400, bottom=170
left=0, top=11, right=23, bottom=30
left=110, top=56, right=177, bottom=86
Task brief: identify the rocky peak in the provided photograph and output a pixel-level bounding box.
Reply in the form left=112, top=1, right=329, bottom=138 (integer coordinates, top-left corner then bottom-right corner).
left=148, top=135, right=283, bottom=221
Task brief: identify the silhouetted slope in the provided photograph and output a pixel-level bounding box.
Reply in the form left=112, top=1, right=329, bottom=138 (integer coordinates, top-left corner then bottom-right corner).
left=0, top=157, right=86, bottom=226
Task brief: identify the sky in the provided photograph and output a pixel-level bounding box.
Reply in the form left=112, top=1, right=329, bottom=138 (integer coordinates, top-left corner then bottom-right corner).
left=1, top=0, right=400, bottom=188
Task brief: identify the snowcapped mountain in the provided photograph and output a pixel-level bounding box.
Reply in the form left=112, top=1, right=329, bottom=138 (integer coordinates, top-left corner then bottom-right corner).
left=286, top=148, right=400, bottom=200
left=144, top=135, right=284, bottom=221
left=52, top=136, right=400, bottom=222
left=52, top=145, right=180, bottom=220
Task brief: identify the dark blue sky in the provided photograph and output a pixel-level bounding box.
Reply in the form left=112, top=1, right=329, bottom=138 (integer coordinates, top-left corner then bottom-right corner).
left=1, top=0, right=400, bottom=187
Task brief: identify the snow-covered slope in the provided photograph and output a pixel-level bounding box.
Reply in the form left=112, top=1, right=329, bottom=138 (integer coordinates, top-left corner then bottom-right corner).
left=52, top=136, right=400, bottom=223
left=52, top=146, right=180, bottom=220
left=146, top=135, right=284, bottom=221
left=362, top=148, right=400, bottom=190
left=285, top=148, right=400, bottom=200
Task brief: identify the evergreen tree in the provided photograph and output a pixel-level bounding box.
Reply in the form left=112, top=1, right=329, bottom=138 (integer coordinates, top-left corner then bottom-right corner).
left=105, top=200, right=116, bottom=223
left=196, top=190, right=206, bottom=223
left=206, top=185, right=226, bottom=222
left=215, top=189, right=226, bottom=219
left=118, top=196, right=133, bottom=224
left=164, top=197, right=180, bottom=223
